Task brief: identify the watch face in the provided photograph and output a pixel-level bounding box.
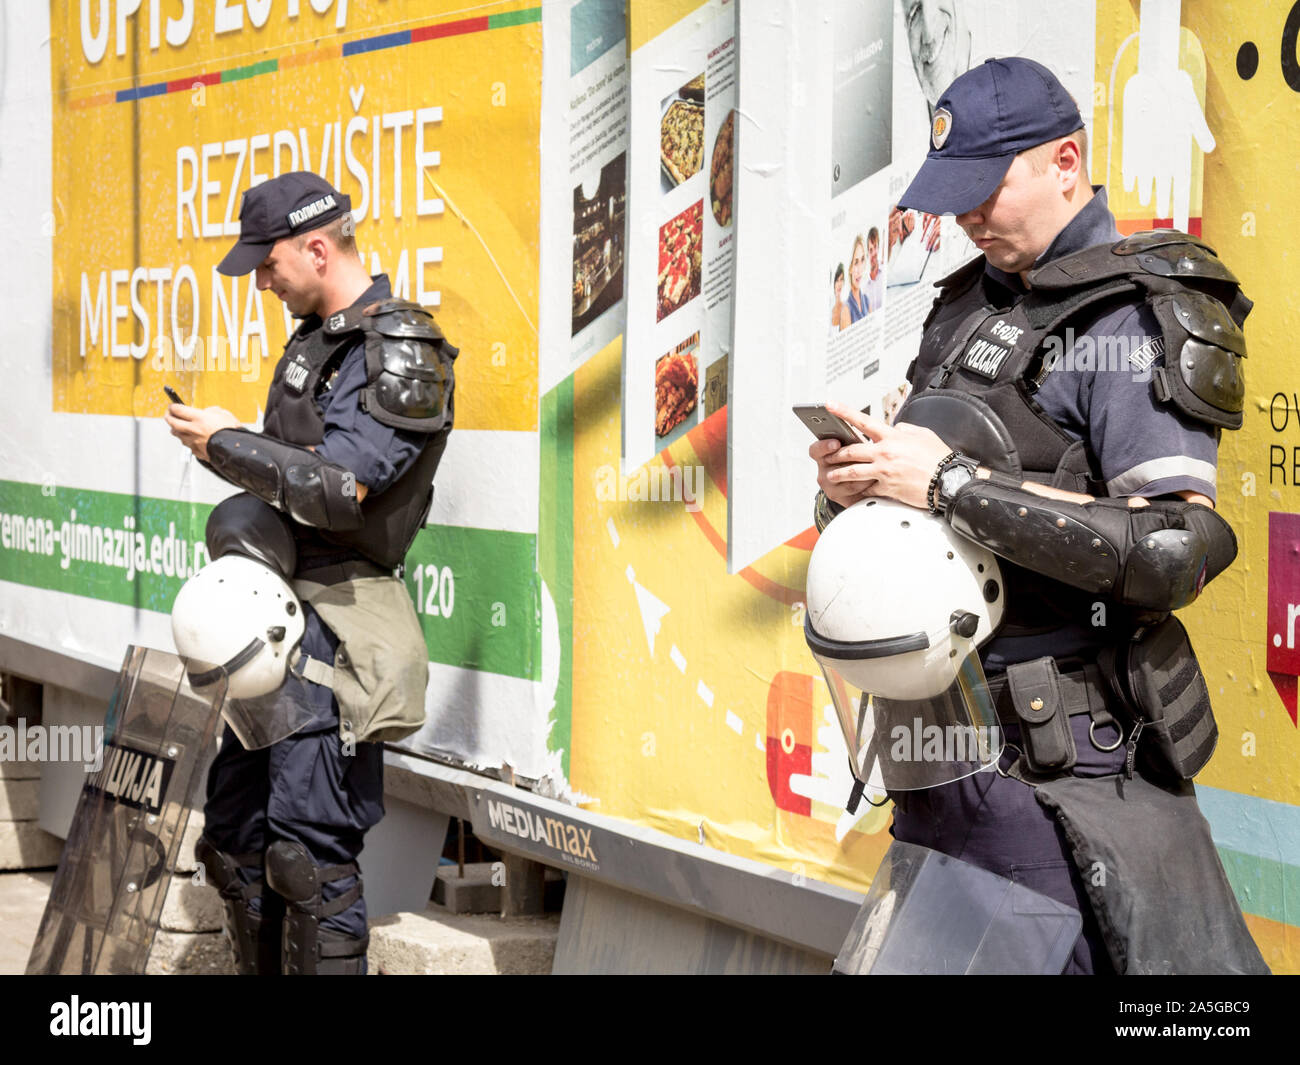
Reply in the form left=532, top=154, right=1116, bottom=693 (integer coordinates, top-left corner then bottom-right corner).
left=940, top=465, right=974, bottom=496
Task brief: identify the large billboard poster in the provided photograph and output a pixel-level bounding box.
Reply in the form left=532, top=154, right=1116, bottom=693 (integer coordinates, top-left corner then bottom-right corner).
left=0, top=0, right=1295, bottom=973
left=3, top=1, right=554, bottom=779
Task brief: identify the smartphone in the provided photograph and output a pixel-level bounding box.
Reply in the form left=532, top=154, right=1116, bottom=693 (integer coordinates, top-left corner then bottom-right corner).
left=163, top=386, right=185, bottom=406
left=792, top=403, right=866, bottom=446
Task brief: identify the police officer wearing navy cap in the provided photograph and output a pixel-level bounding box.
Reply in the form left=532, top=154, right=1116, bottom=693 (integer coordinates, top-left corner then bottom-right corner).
left=812, top=58, right=1266, bottom=973
left=166, top=171, right=457, bottom=974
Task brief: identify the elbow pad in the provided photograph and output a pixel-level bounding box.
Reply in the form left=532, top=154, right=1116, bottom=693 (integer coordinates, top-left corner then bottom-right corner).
left=947, top=481, right=1237, bottom=611
left=207, top=429, right=364, bottom=532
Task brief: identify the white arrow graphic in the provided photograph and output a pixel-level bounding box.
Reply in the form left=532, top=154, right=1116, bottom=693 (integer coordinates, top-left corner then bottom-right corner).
left=626, top=565, right=670, bottom=656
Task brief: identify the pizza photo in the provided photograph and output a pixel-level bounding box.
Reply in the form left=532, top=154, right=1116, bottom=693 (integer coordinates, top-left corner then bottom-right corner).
left=661, top=99, right=705, bottom=187
left=657, top=200, right=703, bottom=322
left=710, top=111, right=734, bottom=227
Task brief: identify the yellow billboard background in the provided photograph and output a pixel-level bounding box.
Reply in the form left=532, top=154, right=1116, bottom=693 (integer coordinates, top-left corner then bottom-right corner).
left=51, top=1, right=541, bottom=432
left=41, top=0, right=1299, bottom=972
left=562, top=0, right=1299, bottom=972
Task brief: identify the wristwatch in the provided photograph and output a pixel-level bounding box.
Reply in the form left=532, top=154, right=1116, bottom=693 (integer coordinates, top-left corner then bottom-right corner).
left=934, top=454, right=980, bottom=516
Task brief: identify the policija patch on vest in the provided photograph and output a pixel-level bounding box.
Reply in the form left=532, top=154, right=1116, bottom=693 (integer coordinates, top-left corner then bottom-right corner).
left=284, top=354, right=310, bottom=393
left=960, top=317, right=1022, bottom=379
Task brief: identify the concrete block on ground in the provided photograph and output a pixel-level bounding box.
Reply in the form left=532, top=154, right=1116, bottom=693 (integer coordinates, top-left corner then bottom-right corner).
left=433, top=862, right=501, bottom=914
left=368, top=902, right=559, bottom=975
left=502, top=853, right=547, bottom=916
left=160, top=875, right=224, bottom=933
left=146, top=930, right=236, bottom=975
left=0, top=779, right=40, bottom=820
left=0, top=821, right=63, bottom=870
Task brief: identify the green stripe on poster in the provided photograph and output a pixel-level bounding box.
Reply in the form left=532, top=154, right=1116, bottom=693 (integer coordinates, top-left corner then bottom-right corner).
left=0, top=480, right=211, bottom=613
left=488, top=6, right=542, bottom=29
left=539, top=378, right=575, bottom=775
left=0, top=479, right=540, bottom=681
left=404, top=524, right=540, bottom=681
left=222, top=58, right=278, bottom=82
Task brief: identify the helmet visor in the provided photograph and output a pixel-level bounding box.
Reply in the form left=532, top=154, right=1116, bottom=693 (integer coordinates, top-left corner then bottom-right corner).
left=814, top=631, right=1002, bottom=790
left=218, top=670, right=318, bottom=750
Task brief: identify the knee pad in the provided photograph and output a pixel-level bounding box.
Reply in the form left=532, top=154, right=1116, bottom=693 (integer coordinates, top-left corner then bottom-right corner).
left=194, top=836, right=282, bottom=976
left=264, top=840, right=368, bottom=975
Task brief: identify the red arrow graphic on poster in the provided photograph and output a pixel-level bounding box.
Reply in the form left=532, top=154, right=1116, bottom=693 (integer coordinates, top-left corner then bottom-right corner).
left=1267, top=512, right=1300, bottom=726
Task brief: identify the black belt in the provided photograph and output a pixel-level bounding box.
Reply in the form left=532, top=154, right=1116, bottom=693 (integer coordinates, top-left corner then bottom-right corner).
left=296, top=558, right=394, bottom=586
left=985, top=664, right=1115, bottom=730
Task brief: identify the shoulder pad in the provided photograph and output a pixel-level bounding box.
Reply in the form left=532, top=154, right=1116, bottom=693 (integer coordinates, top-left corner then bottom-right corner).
left=363, top=298, right=446, bottom=342
left=1112, top=229, right=1214, bottom=256
left=1117, top=230, right=1240, bottom=285
left=360, top=303, right=458, bottom=433
left=1148, top=289, right=1246, bottom=430
left=1028, top=231, right=1239, bottom=291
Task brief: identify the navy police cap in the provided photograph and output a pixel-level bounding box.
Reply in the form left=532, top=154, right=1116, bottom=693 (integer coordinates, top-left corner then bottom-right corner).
left=217, top=171, right=354, bottom=277
left=897, top=57, right=1084, bottom=217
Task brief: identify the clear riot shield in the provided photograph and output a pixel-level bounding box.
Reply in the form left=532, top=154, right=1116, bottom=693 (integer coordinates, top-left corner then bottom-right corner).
left=834, top=840, right=1083, bottom=975
left=26, top=646, right=226, bottom=975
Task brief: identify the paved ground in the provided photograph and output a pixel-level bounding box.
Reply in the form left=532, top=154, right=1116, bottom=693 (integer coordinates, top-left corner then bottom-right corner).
left=0, top=870, right=53, bottom=974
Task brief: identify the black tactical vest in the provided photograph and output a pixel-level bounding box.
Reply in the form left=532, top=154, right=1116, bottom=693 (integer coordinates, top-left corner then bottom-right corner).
left=263, top=290, right=451, bottom=573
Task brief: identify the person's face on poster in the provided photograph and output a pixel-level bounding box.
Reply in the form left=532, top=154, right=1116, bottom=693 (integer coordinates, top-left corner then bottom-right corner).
left=904, top=0, right=968, bottom=105
left=850, top=240, right=866, bottom=293
left=868, top=234, right=880, bottom=277
left=834, top=273, right=844, bottom=301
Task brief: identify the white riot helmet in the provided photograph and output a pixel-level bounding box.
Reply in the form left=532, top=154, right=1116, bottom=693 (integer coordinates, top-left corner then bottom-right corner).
left=804, top=499, right=1005, bottom=791
left=170, top=494, right=315, bottom=750
left=172, top=555, right=304, bottom=700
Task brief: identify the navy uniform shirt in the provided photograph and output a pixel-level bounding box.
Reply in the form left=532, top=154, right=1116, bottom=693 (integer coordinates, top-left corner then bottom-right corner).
left=976, top=191, right=1220, bottom=669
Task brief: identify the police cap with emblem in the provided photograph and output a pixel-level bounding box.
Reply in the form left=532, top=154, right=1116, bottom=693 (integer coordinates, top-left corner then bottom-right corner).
left=217, top=171, right=354, bottom=277
left=898, top=57, right=1083, bottom=217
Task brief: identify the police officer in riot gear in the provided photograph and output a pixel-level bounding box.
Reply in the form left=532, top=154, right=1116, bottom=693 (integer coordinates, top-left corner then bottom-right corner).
left=811, top=58, right=1265, bottom=973
left=166, top=171, right=456, bottom=974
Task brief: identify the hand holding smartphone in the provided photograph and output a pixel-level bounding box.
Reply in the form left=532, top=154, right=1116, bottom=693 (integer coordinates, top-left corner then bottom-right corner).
left=792, top=403, right=867, bottom=447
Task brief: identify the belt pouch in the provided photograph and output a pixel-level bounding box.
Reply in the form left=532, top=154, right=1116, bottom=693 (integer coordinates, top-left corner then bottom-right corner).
left=1006, top=657, right=1077, bottom=774
left=1099, top=615, right=1218, bottom=782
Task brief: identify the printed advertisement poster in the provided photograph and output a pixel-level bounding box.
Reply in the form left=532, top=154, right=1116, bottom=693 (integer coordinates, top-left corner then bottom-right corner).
left=622, top=0, right=736, bottom=471
left=539, top=0, right=630, bottom=396
left=1, top=1, right=554, bottom=779
left=729, top=0, right=1096, bottom=573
